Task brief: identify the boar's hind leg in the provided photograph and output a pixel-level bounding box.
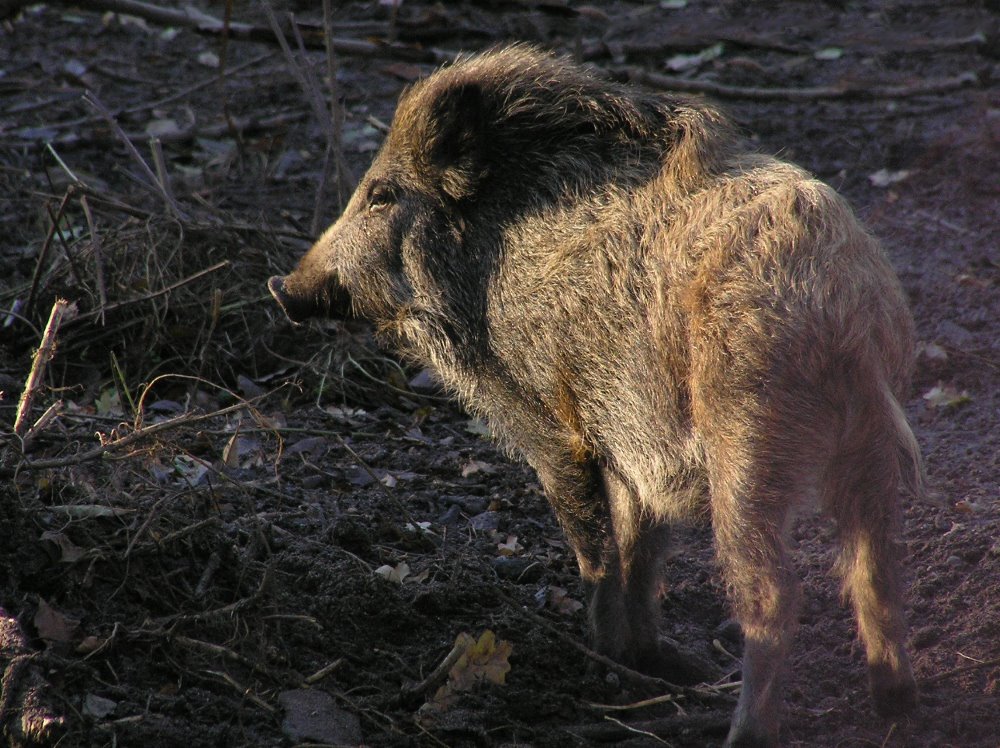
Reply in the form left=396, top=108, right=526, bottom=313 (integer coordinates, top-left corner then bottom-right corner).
left=823, top=390, right=918, bottom=718
left=698, top=419, right=802, bottom=747
left=714, top=492, right=799, bottom=748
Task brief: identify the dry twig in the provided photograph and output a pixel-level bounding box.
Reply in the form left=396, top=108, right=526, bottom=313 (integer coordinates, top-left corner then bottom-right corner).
left=83, top=91, right=189, bottom=220
left=12, top=299, right=77, bottom=443
left=567, top=712, right=731, bottom=743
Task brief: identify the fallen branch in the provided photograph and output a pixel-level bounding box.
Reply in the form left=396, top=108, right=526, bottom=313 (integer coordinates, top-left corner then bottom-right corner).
left=399, top=637, right=468, bottom=702
left=921, top=656, right=1000, bottom=686
left=625, top=68, right=980, bottom=101
left=73, top=260, right=230, bottom=324
left=51, top=0, right=455, bottom=63
left=584, top=30, right=989, bottom=62
left=8, top=397, right=254, bottom=472
left=494, top=589, right=729, bottom=701
left=567, top=712, right=732, bottom=743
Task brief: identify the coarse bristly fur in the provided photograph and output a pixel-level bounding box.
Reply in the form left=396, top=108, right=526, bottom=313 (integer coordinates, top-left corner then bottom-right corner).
left=269, top=44, right=923, bottom=748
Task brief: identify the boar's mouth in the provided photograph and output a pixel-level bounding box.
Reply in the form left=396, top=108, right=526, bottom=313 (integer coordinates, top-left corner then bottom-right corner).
left=268, top=275, right=352, bottom=324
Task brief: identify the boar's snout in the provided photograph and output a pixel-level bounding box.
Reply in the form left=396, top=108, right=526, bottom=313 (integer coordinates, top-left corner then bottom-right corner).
left=268, top=274, right=353, bottom=324
left=268, top=275, right=308, bottom=325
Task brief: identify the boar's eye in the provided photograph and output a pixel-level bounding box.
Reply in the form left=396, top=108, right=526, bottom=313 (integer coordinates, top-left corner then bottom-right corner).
left=366, top=183, right=396, bottom=212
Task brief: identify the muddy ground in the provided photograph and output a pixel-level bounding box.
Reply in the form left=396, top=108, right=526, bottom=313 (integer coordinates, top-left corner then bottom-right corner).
left=0, top=1, right=998, bottom=746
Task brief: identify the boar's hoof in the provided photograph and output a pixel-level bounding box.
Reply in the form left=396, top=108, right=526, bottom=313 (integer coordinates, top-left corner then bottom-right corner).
left=870, top=664, right=918, bottom=718
left=650, top=639, right=720, bottom=685
left=723, top=728, right=778, bottom=748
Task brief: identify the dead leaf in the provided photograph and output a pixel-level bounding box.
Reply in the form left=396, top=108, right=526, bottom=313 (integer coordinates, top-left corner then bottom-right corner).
left=222, top=430, right=241, bottom=469
left=325, top=405, right=367, bottom=426
left=173, top=454, right=211, bottom=485
left=425, top=630, right=513, bottom=713
left=918, top=342, right=948, bottom=361
left=35, top=598, right=80, bottom=644
left=547, top=586, right=584, bottom=616
left=285, top=436, right=329, bottom=462
left=381, top=62, right=425, bottom=81
left=869, top=168, right=912, bottom=187
left=48, top=504, right=133, bottom=519
left=76, top=635, right=105, bottom=654
left=374, top=562, right=410, bottom=584
left=197, top=51, right=220, bottom=68
left=461, top=459, right=497, bottom=478
left=465, top=419, right=491, bottom=437
left=40, top=530, right=85, bottom=563
left=145, top=118, right=182, bottom=138
left=449, top=630, right=512, bottom=689
left=83, top=693, right=116, bottom=719
left=237, top=374, right=266, bottom=398
left=497, top=535, right=523, bottom=557
left=814, top=47, right=844, bottom=60
left=94, top=388, right=122, bottom=417
left=922, top=383, right=971, bottom=409
left=665, top=43, right=724, bottom=72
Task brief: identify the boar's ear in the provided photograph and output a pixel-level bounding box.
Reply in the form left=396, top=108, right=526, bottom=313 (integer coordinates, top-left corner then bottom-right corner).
left=422, top=81, right=487, bottom=201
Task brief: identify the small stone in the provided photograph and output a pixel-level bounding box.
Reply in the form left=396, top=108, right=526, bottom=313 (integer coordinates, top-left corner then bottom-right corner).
left=279, top=689, right=362, bottom=745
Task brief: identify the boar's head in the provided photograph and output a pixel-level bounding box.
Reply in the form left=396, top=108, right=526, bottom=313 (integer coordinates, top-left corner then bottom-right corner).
left=267, top=66, right=494, bottom=342
left=269, top=45, right=673, bottom=349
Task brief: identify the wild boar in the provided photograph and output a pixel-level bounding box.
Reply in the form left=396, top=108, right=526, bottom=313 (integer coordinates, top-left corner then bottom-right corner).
left=268, top=45, right=921, bottom=747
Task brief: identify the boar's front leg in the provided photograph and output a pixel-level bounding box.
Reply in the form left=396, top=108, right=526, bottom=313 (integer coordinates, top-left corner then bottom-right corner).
left=528, top=450, right=618, bottom=614
left=600, top=469, right=715, bottom=682
left=531, top=450, right=704, bottom=681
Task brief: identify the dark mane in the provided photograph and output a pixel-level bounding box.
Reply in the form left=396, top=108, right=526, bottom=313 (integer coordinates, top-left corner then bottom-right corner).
left=387, top=45, right=736, bottom=200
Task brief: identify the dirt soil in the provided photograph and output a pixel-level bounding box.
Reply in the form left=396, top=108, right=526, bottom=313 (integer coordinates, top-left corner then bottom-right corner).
left=1, top=1, right=998, bottom=747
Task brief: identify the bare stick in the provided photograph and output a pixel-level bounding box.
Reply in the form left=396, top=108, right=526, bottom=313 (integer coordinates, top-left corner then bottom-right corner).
left=79, top=195, right=108, bottom=324
left=20, top=401, right=63, bottom=451
left=323, top=0, right=355, bottom=208
left=13, top=300, right=78, bottom=441
left=400, top=637, right=469, bottom=699
left=149, top=137, right=177, bottom=210
left=44, top=143, right=82, bottom=185
left=44, top=202, right=86, bottom=290
left=25, top=190, right=73, bottom=320
left=304, top=658, right=344, bottom=685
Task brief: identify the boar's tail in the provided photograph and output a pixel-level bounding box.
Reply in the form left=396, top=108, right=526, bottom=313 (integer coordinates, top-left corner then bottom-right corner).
left=883, top=380, right=926, bottom=501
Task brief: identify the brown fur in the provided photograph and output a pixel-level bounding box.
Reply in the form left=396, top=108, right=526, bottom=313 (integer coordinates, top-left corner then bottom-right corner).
left=268, top=45, right=922, bottom=747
